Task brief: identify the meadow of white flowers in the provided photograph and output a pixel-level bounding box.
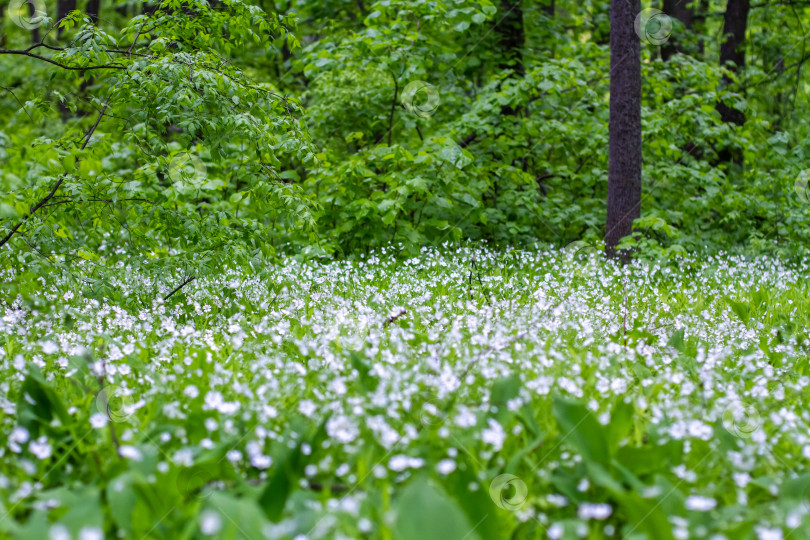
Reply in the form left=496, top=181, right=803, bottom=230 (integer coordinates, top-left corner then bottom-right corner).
left=1, top=245, right=809, bottom=539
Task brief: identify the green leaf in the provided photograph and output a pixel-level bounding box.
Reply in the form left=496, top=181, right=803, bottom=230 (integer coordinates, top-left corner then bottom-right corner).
left=668, top=328, right=685, bottom=352
left=491, top=374, right=520, bottom=405
left=729, top=300, right=750, bottom=325
left=10, top=511, right=48, bottom=540
left=107, top=473, right=138, bottom=533
left=203, top=492, right=268, bottom=539
left=445, top=467, right=511, bottom=540
left=259, top=418, right=328, bottom=522
left=259, top=442, right=304, bottom=522
left=394, top=477, right=480, bottom=540
left=378, top=199, right=396, bottom=213
left=780, top=473, right=810, bottom=500
left=349, top=350, right=379, bottom=392
left=16, top=367, right=70, bottom=433
left=0, top=202, right=18, bottom=218
left=279, top=170, right=300, bottom=181
left=44, top=487, right=104, bottom=538
left=606, top=399, right=635, bottom=453
left=615, top=491, right=677, bottom=540
left=552, top=396, right=610, bottom=467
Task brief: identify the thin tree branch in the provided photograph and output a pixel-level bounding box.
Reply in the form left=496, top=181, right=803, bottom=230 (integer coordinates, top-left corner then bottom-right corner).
left=81, top=94, right=112, bottom=150
left=163, top=275, right=196, bottom=301
left=387, top=70, right=399, bottom=147
left=39, top=197, right=156, bottom=208
left=0, top=176, right=66, bottom=249
left=0, top=49, right=125, bottom=70
left=0, top=95, right=112, bottom=250
left=384, top=309, right=408, bottom=326
left=16, top=42, right=149, bottom=57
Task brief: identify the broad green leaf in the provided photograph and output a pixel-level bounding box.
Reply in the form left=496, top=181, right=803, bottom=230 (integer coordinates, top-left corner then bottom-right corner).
left=394, top=477, right=480, bottom=540
left=552, top=396, right=610, bottom=467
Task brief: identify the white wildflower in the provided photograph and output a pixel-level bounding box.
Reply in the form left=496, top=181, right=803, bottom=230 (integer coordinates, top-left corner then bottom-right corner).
left=90, top=412, right=107, bottom=428
left=481, top=419, right=506, bottom=451
left=685, top=495, right=717, bottom=511
left=118, top=446, right=142, bottom=461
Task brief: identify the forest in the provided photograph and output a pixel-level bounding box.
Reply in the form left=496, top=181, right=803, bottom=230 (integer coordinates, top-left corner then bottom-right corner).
left=1, top=0, right=810, bottom=538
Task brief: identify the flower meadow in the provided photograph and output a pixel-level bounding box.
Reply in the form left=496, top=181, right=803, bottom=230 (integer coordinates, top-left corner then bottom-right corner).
left=2, top=245, right=810, bottom=540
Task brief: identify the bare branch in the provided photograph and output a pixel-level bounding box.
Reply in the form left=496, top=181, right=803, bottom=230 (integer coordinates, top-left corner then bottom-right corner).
left=0, top=49, right=125, bottom=70
left=163, top=275, right=196, bottom=301
left=0, top=94, right=113, bottom=250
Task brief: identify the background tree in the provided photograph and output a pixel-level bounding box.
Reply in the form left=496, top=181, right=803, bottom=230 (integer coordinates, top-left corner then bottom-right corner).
left=2, top=0, right=810, bottom=279
left=715, top=0, right=750, bottom=164
left=495, top=0, right=524, bottom=78
left=605, top=0, right=642, bottom=259
left=0, top=0, right=314, bottom=295
left=661, top=0, right=695, bottom=60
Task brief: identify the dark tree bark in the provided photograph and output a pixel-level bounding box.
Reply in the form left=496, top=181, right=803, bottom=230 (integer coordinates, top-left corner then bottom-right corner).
left=74, top=0, right=102, bottom=116
left=56, top=0, right=79, bottom=118
left=605, top=0, right=642, bottom=260
left=543, top=0, right=554, bottom=18
left=496, top=0, right=525, bottom=77
left=85, top=0, right=100, bottom=23
left=57, top=0, right=77, bottom=37
left=694, top=0, right=707, bottom=56
left=772, top=55, right=785, bottom=131
left=661, top=0, right=695, bottom=60
left=493, top=0, right=525, bottom=120
left=494, top=0, right=525, bottom=119
left=715, top=0, right=750, bottom=127
left=29, top=2, right=41, bottom=44
left=715, top=0, right=750, bottom=165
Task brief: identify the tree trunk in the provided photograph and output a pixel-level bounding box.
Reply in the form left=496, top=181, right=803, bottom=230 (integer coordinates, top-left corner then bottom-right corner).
left=57, top=0, right=77, bottom=38
left=57, top=0, right=78, bottom=118
left=30, top=2, right=40, bottom=43
left=496, top=0, right=524, bottom=77
left=715, top=0, right=750, bottom=165
left=495, top=0, right=525, bottom=118
left=694, top=0, right=707, bottom=57
left=772, top=56, right=785, bottom=131
left=605, top=0, right=642, bottom=260
left=661, top=0, right=695, bottom=60
left=85, top=0, right=100, bottom=23
left=715, top=0, right=750, bottom=126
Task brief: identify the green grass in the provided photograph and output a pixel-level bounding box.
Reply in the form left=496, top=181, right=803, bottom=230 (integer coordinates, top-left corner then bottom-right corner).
left=2, top=245, right=810, bottom=540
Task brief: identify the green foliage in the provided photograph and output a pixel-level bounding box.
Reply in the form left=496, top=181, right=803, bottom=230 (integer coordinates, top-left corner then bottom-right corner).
left=394, top=476, right=480, bottom=540
left=1, top=0, right=314, bottom=289
left=3, top=0, right=810, bottom=270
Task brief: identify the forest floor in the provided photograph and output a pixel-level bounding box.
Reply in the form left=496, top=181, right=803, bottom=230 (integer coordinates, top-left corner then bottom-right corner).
left=2, top=246, right=810, bottom=539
